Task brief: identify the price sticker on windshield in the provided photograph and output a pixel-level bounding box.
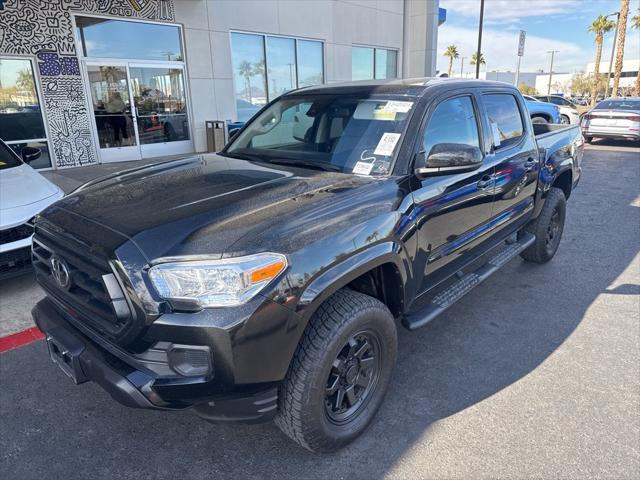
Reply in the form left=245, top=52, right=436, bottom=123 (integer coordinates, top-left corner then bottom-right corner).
left=352, top=161, right=374, bottom=175
left=382, top=101, right=413, bottom=113
left=374, top=133, right=401, bottom=157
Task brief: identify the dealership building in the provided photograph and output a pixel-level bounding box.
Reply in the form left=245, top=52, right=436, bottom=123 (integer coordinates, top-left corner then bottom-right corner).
left=0, top=0, right=440, bottom=170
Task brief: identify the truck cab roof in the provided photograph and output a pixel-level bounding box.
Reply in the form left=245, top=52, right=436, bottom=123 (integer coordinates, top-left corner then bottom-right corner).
left=289, top=77, right=518, bottom=98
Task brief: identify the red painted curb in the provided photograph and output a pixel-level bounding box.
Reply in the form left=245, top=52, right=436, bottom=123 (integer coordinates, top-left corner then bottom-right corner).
left=0, top=326, right=45, bottom=354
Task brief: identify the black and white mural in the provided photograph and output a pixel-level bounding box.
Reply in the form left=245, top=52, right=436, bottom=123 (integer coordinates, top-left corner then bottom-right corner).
left=0, top=0, right=175, bottom=168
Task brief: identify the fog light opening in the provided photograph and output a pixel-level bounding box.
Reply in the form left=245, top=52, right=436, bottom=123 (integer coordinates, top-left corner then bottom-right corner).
left=167, top=345, right=212, bottom=377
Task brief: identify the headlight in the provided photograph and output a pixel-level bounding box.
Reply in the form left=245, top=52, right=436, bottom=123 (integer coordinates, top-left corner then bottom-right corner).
left=148, top=253, right=287, bottom=308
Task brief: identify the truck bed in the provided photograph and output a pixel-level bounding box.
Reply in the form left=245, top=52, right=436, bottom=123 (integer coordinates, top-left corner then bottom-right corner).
left=533, top=123, right=582, bottom=161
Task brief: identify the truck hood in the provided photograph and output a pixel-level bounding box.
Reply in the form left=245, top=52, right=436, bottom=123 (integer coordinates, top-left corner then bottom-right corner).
left=47, top=154, right=385, bottom=261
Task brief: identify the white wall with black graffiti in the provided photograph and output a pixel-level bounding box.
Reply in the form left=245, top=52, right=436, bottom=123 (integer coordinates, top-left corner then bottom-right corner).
left=0, top=0, right=175, bottom=168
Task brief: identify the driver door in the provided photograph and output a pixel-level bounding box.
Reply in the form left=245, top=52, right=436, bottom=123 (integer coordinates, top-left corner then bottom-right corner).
left=410, top=93, right=495, bottom=292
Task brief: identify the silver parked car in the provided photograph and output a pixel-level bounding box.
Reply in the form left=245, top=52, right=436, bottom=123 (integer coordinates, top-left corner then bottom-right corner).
left=581, top=97, right=640, bottom=143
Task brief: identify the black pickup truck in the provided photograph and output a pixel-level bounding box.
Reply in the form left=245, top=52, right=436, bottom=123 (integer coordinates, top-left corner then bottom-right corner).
left=32, top=79, right=583, bottom=452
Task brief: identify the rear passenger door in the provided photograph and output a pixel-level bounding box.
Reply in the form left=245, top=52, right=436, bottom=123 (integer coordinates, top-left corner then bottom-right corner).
left=480, top=92, right=538, bottom=233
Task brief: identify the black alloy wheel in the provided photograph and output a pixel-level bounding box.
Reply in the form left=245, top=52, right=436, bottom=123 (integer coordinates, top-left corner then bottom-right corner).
left=324, top=332, right=381, bottom=424
left=545, top=206, right=562, bottom=255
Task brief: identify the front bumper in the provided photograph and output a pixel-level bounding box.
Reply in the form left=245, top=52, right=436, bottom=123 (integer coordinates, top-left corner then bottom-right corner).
left=32, top=297, right=280, bottom=423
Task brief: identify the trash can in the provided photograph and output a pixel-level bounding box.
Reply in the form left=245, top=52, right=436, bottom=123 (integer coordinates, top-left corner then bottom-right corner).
left=206, top=120, right=226, bottom=152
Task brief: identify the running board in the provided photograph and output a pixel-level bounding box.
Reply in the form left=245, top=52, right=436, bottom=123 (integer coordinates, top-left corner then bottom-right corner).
left=402, top=232, right=536, bottom=331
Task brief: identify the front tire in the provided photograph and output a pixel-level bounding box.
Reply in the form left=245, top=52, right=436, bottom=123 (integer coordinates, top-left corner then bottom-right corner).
left=560, top=114, right=570, bottom=124
left=531, top=116, right=549, bottom=124
left=275, top=289, right=397, bottom=453
left=584, top=136, right=593, bottom=143
left=520, top=187, right=566, bottom=263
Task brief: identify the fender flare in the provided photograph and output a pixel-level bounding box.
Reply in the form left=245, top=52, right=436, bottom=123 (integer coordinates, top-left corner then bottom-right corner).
left=296, top=241, right=411, bottom=323
left=534, top=150, right=574, bottom=217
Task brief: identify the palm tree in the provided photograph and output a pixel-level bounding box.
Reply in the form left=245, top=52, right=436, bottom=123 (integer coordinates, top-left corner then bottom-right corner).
left=238, top=60, right=254, bottom=102
left=444, top=45, right=459, bottom=78
left=632, top=11, right=640, bottom=96
left=587, top=15, right=616, bottom=106
left=470, top=52, right=485, bottom=67
left=612, top=0, right=630, bottom=97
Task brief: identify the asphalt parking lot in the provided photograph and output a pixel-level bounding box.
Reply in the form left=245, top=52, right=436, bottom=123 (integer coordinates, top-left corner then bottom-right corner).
left=1, top=139, right=639, bottom=479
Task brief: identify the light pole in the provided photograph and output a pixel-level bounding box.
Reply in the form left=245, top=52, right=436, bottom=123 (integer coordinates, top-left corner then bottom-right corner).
left=547, top=50, right=559, bottom=94
left=475, top=0, right=485, bottom=79
left=604, top=11, right=620, bottom=98
left=460, top=57, right=466, bottom=78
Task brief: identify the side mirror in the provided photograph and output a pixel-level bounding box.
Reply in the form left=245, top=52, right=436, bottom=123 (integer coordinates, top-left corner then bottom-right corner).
left=21, top=146, right=41, bottom=163
left=414, top=143, right=483, bottom=177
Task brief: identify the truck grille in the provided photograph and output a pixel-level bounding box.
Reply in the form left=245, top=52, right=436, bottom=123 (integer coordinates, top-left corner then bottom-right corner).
left=0, top=221, right=34, bottom=245
left=32, top=228, right=134, bottom=338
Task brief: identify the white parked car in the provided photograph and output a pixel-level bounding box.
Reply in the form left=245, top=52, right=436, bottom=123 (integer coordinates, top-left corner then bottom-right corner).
left=0, top=139, right=64, bottom=280
left=524, top=95, right=581, bottom=125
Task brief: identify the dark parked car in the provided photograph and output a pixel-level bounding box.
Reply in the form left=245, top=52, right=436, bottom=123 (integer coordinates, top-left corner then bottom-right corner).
left=32, top=78, right=583, bottom=452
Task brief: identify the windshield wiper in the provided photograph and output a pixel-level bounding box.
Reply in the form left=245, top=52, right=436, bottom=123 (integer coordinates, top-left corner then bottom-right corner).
left=264, top=158, right=342, bottom=172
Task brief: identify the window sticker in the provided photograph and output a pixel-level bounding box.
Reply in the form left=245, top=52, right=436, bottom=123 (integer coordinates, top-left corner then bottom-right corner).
left=374, top=132, right=401, bottom=156
left=372, top=104, right=397, bottom=121
left=382, top=101, right=414, bottom=113
left=491, top=122, right=501, bottom=147
left=373, top=110, right=396, bottom=121
left=352, top=161, right=374, bottom=175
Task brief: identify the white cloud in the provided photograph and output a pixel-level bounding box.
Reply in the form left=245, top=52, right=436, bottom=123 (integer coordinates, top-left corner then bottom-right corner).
left=437, top=25, right=588, bottom=74
left=440, top=0, right=581, bottom=22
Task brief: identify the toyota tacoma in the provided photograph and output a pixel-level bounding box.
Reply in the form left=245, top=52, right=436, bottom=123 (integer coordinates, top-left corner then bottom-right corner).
left=32, top=79, right=583, bottom=452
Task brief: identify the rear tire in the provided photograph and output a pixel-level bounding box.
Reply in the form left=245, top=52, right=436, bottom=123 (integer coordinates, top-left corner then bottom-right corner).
left=275, top=289, right=397, bottom=453
left=584, top=136, right=593, bottom=143
left=520, top=187, right=566, bottom=264
left=560, top=114, right=570, bottom=124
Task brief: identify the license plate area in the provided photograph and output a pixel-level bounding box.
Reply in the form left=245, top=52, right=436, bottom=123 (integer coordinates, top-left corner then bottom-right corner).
left=46, top=335, right=89, bottom=384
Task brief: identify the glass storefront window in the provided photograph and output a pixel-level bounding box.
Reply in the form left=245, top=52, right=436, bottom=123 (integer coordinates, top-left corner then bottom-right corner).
left=266, top=36, right=297, bottom=100
left=375, top=49, right=398, bottom=79
left=76, top=17, right=183, bottom=61
left=352, top=47, right=374, bottom=81
left=231, top=33, right=324, bottom=122
left=297, top=40, right=324, bottom=87
left=0, top=58, right=51, bottom=168
left=231, top=33, right=268, bottom=122
left=352, top=47, right=398, bottom=80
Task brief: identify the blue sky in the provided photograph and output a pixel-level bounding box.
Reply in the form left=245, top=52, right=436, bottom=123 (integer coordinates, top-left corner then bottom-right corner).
left=437, top=0, right=640, bottom=75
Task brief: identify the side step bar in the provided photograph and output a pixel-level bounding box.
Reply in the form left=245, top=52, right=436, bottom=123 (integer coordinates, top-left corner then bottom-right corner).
left=402, top=232, right=536, bottom=331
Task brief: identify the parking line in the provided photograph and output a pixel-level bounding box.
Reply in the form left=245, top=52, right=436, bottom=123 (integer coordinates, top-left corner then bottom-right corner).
left=0, top=326, right=44, bottom=354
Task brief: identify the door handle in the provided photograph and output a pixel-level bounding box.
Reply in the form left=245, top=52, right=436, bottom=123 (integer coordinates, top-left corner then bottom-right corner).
left=524, top=158, right=537, bottom=171
left=477, top=176, right=494, bottom=190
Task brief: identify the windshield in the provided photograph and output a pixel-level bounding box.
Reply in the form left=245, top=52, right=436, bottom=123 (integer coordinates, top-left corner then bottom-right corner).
left=224, top=94, right=417, bottom=176
left=595, top=99, right=640, bottom=111
left=0, top=141, right=23, bottom=170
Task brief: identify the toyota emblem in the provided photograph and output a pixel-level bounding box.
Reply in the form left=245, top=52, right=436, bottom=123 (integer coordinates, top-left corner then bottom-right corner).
left=50, top=256, right=71, bottom=290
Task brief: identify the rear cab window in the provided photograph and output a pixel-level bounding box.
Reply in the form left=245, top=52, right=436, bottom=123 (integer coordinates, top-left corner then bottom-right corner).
left=482, top=94, right=524, bottom=150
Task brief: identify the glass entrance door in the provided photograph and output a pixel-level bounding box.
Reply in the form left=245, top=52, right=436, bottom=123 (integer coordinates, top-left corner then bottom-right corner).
left=85, top=63, right=193, bottom=163
left=86, top=63, right=141, bottom=162
left=129, top=65, right=192, bottom=158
